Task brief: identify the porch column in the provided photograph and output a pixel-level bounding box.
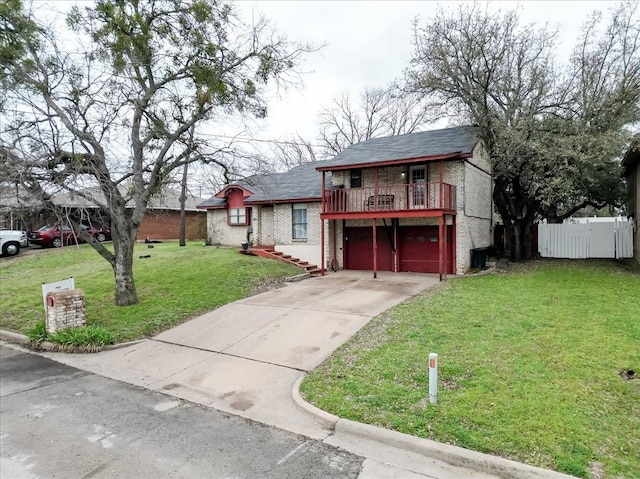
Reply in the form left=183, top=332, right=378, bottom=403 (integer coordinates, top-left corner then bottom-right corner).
left=452, top=215, right=457, bottom=275
left=443, top=215, right=448, bottom=280
left=438, top=215, right=444, bottom=281
left=321, top=217, right=325, bottom=276
left=372, top=218, right=377, bottom=279
left=332, top=219, right=338, bottom=271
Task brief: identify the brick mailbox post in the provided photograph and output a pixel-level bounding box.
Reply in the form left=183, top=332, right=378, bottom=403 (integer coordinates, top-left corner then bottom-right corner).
left=45, top=289, right=87, bottom=334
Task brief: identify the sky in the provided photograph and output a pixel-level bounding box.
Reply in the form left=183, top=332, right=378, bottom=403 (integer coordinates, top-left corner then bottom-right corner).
left=228, top=0, right=615, bottom=143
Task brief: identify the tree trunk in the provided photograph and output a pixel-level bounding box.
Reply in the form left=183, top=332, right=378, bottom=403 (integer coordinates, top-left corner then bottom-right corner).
left=179, top=126, right=195, bottom=247
left=179, top=161, right=188, bottom=247
left=110, top=219, right=138, bottom=306
left=522, top=221, right=532, bottom=260
left=512, top=221, right=522, bottom=261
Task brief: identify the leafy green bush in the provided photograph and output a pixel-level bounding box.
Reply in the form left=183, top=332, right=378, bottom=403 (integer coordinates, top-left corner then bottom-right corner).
left=48, top=326, right=115, bottom=347
left=26, top=321, right=114, bottom=348
left=26, top=321, right=47, bottom=343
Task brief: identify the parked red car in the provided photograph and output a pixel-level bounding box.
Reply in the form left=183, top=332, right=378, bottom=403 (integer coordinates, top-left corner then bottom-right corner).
left=29, top=222, right=111, bottom=248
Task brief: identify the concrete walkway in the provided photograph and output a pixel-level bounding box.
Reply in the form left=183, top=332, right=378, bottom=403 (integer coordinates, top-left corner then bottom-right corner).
left=18, top=270, right=576, bottom=479
left=37, top=271, right=437, bottom=440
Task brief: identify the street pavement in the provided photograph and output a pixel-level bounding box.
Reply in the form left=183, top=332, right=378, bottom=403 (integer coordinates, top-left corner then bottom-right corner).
left=0, top=345, right=362, bottom=479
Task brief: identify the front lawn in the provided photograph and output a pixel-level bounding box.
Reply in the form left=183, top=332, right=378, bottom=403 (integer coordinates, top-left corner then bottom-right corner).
left=301, top=260, right=640, bottom=479
left=0, top=242, right=300, bottom=341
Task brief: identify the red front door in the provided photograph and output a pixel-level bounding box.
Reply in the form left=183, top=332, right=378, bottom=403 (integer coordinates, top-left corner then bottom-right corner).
left=344, top=227, right=393, bottom=271
left=399, top=226, right=453, bottom=273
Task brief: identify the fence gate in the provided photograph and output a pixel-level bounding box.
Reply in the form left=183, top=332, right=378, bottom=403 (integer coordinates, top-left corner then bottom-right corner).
left=538, top=219, right=634, bottom=259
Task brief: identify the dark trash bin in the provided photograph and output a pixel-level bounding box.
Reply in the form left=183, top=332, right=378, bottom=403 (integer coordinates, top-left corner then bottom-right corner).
left=471, top=247, right=488, bottom=269
left=241, top=242, right=249, bottom=251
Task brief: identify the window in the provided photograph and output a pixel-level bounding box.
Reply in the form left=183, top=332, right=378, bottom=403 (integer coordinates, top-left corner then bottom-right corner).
left=350, top=169, right=362, bottom=188
left=229, top=207, right=249, bottom=225
left=292, top=204, right=307, bottom=239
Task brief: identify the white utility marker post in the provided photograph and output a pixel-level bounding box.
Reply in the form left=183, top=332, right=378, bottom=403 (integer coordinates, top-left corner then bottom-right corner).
left=429, top=353, right=438, bottom=404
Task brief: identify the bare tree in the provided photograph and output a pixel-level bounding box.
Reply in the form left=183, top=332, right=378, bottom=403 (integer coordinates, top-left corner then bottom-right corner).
left=407, top=2, right=638, bottom=259
left=318, top=86, right=435, bottom=156
left=269, top=135, right=318, bottom=170
left=1, top=0, right=310, bottom=305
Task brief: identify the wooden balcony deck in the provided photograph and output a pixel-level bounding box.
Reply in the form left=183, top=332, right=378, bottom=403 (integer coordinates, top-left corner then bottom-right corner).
left=322, top=182, right=456, bottom=217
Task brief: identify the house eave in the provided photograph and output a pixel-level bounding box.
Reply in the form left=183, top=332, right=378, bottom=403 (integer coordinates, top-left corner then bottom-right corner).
left=316, top=151, right=473, bottom=172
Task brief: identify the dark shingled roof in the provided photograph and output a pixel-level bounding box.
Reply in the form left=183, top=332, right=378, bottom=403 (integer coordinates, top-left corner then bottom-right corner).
left=197, top=161, right=331, bottom=208
left=317, top=125, right=478, bottom=170
left=197, top=126, right=477, bottom=208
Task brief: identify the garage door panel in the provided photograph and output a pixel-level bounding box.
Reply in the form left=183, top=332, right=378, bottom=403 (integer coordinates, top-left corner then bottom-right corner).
left=399, top=226, right=453, bottom=274
left=345, top=227, right=393, bottom=271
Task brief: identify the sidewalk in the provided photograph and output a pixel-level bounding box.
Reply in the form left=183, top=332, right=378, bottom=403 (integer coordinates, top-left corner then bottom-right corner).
left=1, top=271, right=577, bottom=479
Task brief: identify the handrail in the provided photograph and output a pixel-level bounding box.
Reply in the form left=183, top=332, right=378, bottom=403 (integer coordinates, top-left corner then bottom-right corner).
left=323, top=182, right=456, bottom=214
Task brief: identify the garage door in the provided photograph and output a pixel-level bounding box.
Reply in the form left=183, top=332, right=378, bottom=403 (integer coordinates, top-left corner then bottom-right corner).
left=399, top=226, right=453, bottom=273
left=344, top=227, right=393, bottom=271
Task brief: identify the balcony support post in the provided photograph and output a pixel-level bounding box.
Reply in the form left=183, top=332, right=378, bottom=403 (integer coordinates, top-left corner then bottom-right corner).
left=372, top=218, right=377, bottom=279
left=321, top=217, right=325, bottom=276
left=438, top=214, right=444, bottom=281
left=452, top=215, right=457, bottom=275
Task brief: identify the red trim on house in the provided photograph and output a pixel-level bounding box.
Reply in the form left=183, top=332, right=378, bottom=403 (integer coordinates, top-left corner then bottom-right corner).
left=315, top=151, right=473, bottom=172
left=372, top=218, right=377, bottom=279
left=321, top=209, right=456, bottom=220
left=214, top=185, right=254, bottom=199
left=452, top=215, right=457, bottom=275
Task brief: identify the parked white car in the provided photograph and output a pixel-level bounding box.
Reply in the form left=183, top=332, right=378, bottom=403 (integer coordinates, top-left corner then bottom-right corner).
left=0, top=230, right=28, bottom=257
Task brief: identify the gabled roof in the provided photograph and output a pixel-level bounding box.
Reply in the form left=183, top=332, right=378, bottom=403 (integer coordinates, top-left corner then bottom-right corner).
left=198, top=161, right=331, bottom=209
left=316, top=125, right=478, bottom=171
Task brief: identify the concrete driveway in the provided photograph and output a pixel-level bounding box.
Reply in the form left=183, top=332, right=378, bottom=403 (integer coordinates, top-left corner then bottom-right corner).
left=42, top=271, right=439, bottom=440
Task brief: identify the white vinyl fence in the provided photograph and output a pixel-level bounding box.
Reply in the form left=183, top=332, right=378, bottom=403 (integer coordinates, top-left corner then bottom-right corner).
left=538, top=218, right=634, bottom=259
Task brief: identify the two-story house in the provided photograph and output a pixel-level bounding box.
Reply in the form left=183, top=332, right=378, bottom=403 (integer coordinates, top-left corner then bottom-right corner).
left=198, top=125, right=493, bottom=277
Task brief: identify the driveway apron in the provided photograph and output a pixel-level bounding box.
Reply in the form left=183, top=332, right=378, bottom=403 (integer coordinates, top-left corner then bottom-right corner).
left=40, top=271, right=439, bottom=440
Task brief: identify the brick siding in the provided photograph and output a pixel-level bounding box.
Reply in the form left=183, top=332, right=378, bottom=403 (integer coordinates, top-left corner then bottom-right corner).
left=137, top=210, right=207, bottom=241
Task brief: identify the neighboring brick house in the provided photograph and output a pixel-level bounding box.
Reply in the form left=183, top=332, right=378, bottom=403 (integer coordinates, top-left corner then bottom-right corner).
left=2, top=186, right=207, bottom=242
left=135, top=189, right=207, bottom=241
left=622, top=144, right=639, bottom=263
left=199, top=125, right=493, bottom=276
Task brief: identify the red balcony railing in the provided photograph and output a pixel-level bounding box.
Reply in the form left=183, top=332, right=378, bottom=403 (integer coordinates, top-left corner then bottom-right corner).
left=322, top=182, right=456, bottom=214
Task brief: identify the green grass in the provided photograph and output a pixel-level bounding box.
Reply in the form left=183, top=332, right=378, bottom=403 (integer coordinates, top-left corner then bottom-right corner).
left=1, top=242, right=300, bottom=341
left=301, top=260, right=640, bottom=479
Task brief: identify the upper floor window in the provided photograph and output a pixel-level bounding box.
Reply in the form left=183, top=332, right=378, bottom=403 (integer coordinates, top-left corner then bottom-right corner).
left=229, top=207, right=250, bottom=226
left=350, top=169, right=362, bottom=188
left=292, top=203, right=307, bottom=239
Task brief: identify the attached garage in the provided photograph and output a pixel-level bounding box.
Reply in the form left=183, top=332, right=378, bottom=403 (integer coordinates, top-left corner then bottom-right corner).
left=344, top=226, right=393, bottom=271
left=343, top=225, right=454, bottom=274
left=399, top=226, right=453, bottom=274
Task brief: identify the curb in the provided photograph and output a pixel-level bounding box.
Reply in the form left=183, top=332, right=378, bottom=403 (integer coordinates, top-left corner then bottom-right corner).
left=291, top=377, right=578, bottom=479
left=334, top=419, right=578, bottom=479
left=285, top=272, right=311, bottom=282
left=0, top=329, right=144, bottom=353
left=0, top=329, right=29, bottom=345
left=291, top=376, right=339, bottom=429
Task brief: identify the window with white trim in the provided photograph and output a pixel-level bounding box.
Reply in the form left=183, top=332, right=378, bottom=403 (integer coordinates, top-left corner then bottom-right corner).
left=292, top=203, right=307, bottom=239
left=229, top=207, right=249, bottom=225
